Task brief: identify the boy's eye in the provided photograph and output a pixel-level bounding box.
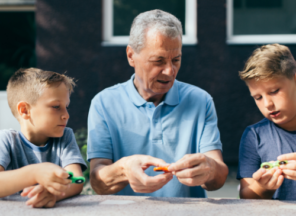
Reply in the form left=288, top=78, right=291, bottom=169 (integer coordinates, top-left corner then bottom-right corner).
left=52, top=106, right=60, bottom=109
left=254, top=96, right=262, bottom=101
left=271, top=89, right=279, bottom=94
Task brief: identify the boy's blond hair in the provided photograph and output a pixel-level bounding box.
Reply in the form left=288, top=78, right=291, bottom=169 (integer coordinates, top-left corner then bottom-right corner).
left=239, top=44, right=296, bottom=81
left=7, top=68, right=75, bottom=119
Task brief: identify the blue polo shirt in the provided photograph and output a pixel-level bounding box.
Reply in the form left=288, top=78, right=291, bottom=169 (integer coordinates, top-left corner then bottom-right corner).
left=87, top=74, right=222, bottom=198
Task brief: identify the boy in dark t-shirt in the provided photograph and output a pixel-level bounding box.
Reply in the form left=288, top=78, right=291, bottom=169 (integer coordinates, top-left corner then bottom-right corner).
left=237, top=44, right=296, bottom=200
left=0, top=68, right=87, bottom=207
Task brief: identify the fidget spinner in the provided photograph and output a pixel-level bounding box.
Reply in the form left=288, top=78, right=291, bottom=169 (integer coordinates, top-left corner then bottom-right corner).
left=260, top=160, right=288, bottom=169
left=67, top=171, right=85, bottom=184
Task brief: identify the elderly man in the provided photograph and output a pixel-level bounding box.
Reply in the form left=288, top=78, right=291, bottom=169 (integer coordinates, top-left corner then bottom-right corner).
left=87, top=9, right=228, bottom=197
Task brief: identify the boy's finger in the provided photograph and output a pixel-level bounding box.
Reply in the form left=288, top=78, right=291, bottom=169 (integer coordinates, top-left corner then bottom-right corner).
left=46, top=186, right=64, bottom=196
left=44, top=200, right=56, bottom=208
left=54, top=168, right=69, bottom=179
left=281, top=169, right=296, bottom=177
left=21, top=186, right=35, bottom=196
left=267, top=169, right=282, bottom=188
left=276, top=175, right=284, bottom=187
left=258, top=169, right=276, bottom=185
left=252, top=168, right=265, bottom=181
left=278, top=153, right=296, bottom=161
left=32, top=197, right=49, bottom=208
left=28, top=185, right=44, bottom=198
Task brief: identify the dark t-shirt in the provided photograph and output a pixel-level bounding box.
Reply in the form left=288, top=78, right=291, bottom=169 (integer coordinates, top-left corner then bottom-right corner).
left=237, top=118, right=296, bottom=200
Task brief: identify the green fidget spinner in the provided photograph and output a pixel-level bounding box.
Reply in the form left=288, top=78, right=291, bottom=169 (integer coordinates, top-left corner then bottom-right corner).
left=67, top=171, right=85, bottom=184
left=260, top=160, right=288, bottom=169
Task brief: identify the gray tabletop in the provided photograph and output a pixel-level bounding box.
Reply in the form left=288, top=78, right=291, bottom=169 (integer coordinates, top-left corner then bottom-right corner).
left=1, top=195, right=296, bottom=216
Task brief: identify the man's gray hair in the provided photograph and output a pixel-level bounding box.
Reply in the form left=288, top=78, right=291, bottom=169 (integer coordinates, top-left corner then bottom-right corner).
left=129, top=9, right=183, bottom=53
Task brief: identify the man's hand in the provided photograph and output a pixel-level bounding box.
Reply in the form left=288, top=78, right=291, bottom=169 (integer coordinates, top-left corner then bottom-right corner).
left=21, top=185, right=57, bottom=208
left=168, top=153, right=212, bottom=186
left=122, top=155, right=173, bottom=193
left=90, top=155, right=173, bottom=194
left=167, top=150, right=228, bottom=191
left=34, top=163, right=71, bottom=196
left=278, top=153, right=296, bottom=180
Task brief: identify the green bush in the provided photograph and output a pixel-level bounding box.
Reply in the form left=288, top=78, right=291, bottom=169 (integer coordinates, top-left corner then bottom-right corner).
left=74, top=128, right=89, bottom=182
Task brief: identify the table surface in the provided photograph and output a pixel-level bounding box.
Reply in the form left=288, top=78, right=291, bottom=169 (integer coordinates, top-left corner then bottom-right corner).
left=1, top=195, right=296, bottom=216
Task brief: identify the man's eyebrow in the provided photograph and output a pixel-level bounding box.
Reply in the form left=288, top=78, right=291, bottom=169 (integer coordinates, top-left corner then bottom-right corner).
left=149, top=54, right=182, bottom=59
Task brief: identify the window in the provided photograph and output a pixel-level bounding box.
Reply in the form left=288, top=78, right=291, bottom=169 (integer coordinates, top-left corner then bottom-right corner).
left=0, top=0, right=36, bottom=91
left=0, top=0, right=35, bottom=130
left=102, top=0, right=197, bottom=45
left=227, top=0, right=296, bottom=44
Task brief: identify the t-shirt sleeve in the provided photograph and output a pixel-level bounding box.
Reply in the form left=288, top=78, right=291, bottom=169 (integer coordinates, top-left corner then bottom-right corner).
left=61, top=128, right=87, bottom=172
left=87, top=96, right=113, bottom=161
left=199, top=97, right=223, bottom=153
left=237, top=127, right=261, bottom=180
left=0, top=130, right=11, bottom=170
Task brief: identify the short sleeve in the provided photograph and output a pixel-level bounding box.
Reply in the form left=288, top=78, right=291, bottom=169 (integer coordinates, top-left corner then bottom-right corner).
left=199, top=97, right=222, bottom=153
left=237, top=127, right=261, bottom=180
left=61, top=129, right=87, bottom=172
left=87, top=95, right=113, bottom=161
left=0, top=130, right=12, bottom=170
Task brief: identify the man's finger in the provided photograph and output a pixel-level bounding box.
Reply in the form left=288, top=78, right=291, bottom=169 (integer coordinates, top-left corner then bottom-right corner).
left=168, top=155, right=203, bottom=172
left=137, top=171, right=173, bottom=187
left=142, top=156, right=169, bottom=168
left=174, top=165, right=208, bottom=179
left=278, top=153, right=296, bottom=161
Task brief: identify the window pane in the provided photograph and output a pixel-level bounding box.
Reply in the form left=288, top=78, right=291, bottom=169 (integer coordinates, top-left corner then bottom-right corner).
left=113, top=0, right=186, bottom=36
left=0, top=12, right=36, bottom=90
left=0, top=0, right=35, bottom=5
left=233, top=0, right=296, bottom=35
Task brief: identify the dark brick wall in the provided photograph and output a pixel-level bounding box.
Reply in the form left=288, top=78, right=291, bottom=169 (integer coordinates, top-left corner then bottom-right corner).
left=36, top=0, right=296, bottom=164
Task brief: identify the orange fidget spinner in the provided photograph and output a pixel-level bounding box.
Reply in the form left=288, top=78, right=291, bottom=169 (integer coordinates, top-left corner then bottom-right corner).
left=153, top=166, right=170, bottom=172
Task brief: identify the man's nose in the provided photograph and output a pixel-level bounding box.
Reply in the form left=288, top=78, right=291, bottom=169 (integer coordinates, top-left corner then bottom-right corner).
left=162, top=62, right=174, bottom=76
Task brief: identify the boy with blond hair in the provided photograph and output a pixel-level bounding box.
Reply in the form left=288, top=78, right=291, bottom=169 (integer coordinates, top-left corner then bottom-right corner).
left=238, top=44, right=296, bottom=200
left=0, top=68, right=87, bottom=207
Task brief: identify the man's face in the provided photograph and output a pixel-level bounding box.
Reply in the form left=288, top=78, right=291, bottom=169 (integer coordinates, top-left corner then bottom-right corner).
left=247, top=75, right=296, bottom=131
left=29, top=82, right=70, bottom=140
left=127, top=29, right=182, bottom=100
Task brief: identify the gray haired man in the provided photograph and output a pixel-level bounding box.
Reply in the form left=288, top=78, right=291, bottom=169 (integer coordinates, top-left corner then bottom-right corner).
left=88, top=10, right=228, bottom=197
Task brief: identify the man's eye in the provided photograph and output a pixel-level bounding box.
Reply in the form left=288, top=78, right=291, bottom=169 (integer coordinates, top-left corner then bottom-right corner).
left=173, top=59, right=180, bottom=63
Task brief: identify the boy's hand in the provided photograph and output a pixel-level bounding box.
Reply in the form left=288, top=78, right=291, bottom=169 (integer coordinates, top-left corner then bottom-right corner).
left=278, top=153, right=296, bottom=180
left=34, top=163, right=71, bottom=196
left=21, top=185, right=57, bottom=208
left=252, top=167, right=284, bottom=191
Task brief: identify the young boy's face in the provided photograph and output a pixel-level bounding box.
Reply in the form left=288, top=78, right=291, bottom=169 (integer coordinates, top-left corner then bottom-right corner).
left=29, top=82, right=70, bottom=139
left=246, top=75, right=296, bottom=131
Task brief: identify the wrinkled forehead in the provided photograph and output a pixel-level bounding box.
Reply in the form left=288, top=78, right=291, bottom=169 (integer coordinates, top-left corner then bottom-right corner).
left=142, top=29, right=182, bottom=55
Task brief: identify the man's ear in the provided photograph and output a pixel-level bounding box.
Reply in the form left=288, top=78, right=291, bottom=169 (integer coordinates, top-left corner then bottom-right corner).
left=126, top=45, right=136, bottom=67
left=17, top=101, right=31, bottom=120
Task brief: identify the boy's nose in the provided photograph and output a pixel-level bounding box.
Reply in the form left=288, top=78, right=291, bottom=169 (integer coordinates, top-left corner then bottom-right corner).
left=263, top=97, right=274, bottom=109
left=62, top=110, right=69, bottom=120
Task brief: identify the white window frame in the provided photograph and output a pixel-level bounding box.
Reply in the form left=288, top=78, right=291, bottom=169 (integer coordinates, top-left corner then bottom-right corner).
left=226, top=0, right=296, bottom=44
left=102, top=0, right=197, bottom=46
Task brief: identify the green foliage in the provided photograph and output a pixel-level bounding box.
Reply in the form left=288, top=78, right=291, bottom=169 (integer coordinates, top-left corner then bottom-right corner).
left=74, top=128, right=89, bottom=182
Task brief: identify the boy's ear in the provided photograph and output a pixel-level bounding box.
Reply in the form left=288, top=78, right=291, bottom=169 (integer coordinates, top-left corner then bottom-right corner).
left=126, top=45, right=136, bottom=68
left=17, top=101, right=31, bottom=120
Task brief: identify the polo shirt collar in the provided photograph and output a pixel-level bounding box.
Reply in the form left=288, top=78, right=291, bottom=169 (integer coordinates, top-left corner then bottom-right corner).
left=127, top=74, right=179, bottom=106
